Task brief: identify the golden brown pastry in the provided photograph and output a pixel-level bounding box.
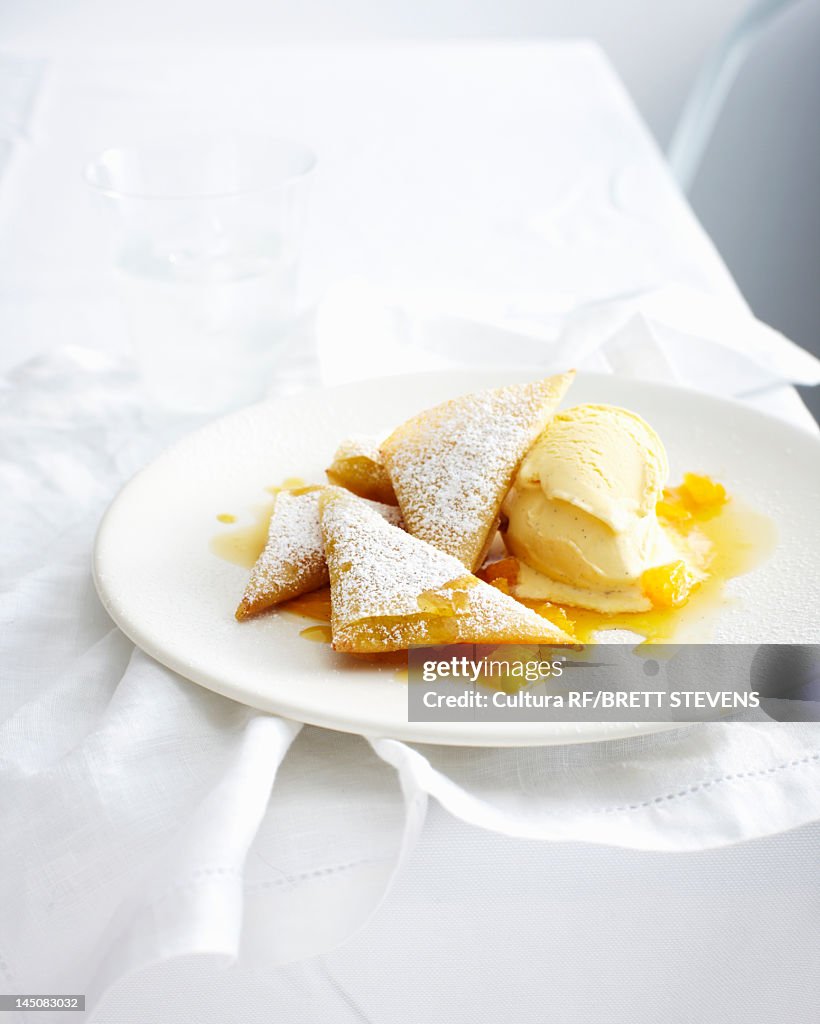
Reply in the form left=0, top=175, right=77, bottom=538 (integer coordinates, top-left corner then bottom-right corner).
left=381, top=372, right=574, bottom=570
left=236, top=486, right=401, bottom=620
left=326, top=435, right=397, bottom=505
left=320, top=488, right=573, bottom=653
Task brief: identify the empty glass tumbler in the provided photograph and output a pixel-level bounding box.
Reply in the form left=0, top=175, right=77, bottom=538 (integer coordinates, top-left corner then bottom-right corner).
left=86, top=135, right=316, bottom=413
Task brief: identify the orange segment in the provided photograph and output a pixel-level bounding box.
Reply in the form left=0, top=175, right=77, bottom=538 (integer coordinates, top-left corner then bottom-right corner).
left=656, top=499, right=692, bottom=524
left=531, top=601, right=576, bottom=638
left=681, top=473, right=727, bottom=508
left=641, top=560, right=697, bottom=609
left=478, top=556, right=520, bottom=587
left=658, top=473, right=728, bottom=530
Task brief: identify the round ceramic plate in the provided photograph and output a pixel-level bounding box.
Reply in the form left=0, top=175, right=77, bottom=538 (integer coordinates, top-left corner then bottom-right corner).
left=93, top=370, right=820, bottom=746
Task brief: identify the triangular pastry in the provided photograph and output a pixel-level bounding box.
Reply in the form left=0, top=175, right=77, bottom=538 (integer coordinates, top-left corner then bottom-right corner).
left=320, top=488, right=573, bottom=653
left=326, top=434, right=397, bottom=505
left=236, top=487, right=401, bottom=620
left=381, top=372, right=574, bottom=570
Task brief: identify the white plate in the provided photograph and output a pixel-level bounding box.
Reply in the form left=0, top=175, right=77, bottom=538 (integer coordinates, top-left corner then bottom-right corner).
left=93, top=371, right=820, bottom=746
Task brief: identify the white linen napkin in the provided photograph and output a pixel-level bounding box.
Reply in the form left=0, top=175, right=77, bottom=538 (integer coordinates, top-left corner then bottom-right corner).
left=2, top=326, right=819, bottom=1019
left=316, top=278, right=820, bottom=404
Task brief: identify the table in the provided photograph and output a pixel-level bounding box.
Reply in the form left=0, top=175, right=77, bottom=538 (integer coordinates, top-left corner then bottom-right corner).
left=0, top=41, right=748, bottom=367
left=1, top=43, right=818, bottom=1024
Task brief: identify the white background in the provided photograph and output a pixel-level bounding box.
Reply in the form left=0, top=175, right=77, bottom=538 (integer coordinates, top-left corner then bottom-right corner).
left=0, top=0, right=749, bottom=144
left=1, top=0, right=819, bottom=417
left=1, top=16, right=820, bottom=1022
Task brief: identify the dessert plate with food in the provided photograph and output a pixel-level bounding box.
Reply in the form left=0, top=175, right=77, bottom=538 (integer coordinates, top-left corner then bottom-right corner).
left=93, top=370, right=820, bottom=745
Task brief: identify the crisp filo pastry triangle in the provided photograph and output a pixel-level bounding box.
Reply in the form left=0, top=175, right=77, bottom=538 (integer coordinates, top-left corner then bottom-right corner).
left=325, top=434, right=397, bottom=506
left=381, top=372, right=575, bottom=570
left=236, top=486, right=401, bottom=620
left=320, top=488, right=572, bottom=653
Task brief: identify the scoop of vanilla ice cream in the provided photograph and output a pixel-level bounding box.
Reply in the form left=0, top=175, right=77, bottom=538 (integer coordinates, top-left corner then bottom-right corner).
left=502, top=404, right=683, bottom=612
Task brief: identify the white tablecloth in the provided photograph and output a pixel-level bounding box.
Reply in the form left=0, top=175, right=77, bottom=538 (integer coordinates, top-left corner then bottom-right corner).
left=1, top=43, right=819, bottom=1024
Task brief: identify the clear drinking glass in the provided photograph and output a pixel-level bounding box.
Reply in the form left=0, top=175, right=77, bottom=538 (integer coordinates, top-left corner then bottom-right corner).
left=85, top=136, right=316, bottom=413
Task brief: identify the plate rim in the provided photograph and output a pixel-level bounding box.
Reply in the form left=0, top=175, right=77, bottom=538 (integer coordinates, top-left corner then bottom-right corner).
left=92, top=368, right=820, bottom=746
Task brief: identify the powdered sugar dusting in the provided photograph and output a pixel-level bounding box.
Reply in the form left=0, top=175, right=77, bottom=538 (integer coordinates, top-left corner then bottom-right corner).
left=239, top=487, right=400, bottom=615
left=382, top=373, right=574, bottom=569
left=330, top=434, right=384, bottom=464
left=320, top=489, right=571, bottom=650
left=241, top=490, right=326, bottom=611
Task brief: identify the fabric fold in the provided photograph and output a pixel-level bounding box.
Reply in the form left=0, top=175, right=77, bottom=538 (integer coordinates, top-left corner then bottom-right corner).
left=84, top=689, right=301, bottom=1011
left=315, top=279, right=820, bottom=399
left=2, top=339, right=820, bottom=1011
left=369, top=724, right=820, bottom=851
